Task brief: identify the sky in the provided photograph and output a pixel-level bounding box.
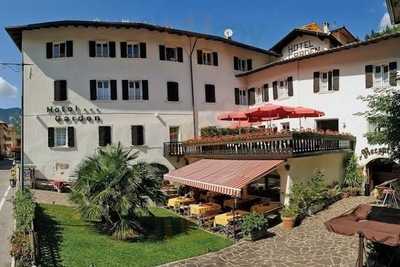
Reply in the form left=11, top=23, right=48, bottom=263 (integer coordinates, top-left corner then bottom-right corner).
left=0, top=0, right=392, bottom=108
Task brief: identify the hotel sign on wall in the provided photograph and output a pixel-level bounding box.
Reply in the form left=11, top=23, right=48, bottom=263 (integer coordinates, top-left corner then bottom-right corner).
left=286, top=40, right=321, bottom=59
left=359, top=147, right=390, bottom=161
left=46, top=105, right=102, bottom=123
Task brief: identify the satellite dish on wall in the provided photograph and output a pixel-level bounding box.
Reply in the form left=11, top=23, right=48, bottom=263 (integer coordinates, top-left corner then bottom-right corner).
left=224, top=28, right=233, bottom=39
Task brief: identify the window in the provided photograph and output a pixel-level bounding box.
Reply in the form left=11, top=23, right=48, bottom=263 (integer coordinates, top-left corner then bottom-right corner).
left=248, top=88, right=256, bottom=105
left=281, top=122, right=290, bottom=131
left=99, top=126, right=112, bottom=146
left=46, top=41, right=73, bottom=59
left=90, top=80, right=117, bottom=101
left=89, top=41, right=116, bottom=58
left=314, top=70, right=339, bottom=93
left=129, top=81, right=142, bottom=100
left=54, top=80, right=67, bottom=101
left=169, top=126, right=180, bottom=142
left=132, top=125, right=144, bottom=145
left=234, top=88, right=247, bottom=105
left=366, top=62, right=397, bottom=88
left=122, top=80, right=148, bottom=100
left=278, top=80, right=288, bottom=99
left=197, top=50, right=218, bottom=66
left=48, top=127, right=74, bottom=148
left=316, top=119, right=339, bottom=132
left=374, top=64, right=390, bottom=88
left=167, top=82, right=179, bottom=101
left=159, top=45, right=183, bottom=62
left=205, top=84, right=216, bottom=103
left=97, top=80, right=111, bottom=100
left=234, top=57, right=252, bottom=71
left=262, top=84, right=269, bottom=102
left=120, top=42, right=146, bottom=58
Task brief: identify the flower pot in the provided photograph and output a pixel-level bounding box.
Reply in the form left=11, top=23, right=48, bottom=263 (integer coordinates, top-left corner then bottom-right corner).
left=281, top=216, right=295, bottom=230
left=341, top=192, right=350, bottom=199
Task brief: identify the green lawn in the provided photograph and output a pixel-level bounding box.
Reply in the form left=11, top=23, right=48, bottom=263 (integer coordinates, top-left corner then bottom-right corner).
left=36, top=204, right=232, bottom=267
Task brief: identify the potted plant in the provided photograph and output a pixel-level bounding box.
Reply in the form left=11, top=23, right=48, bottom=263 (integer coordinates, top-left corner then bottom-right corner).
left=281, top=205, right=298, bottom=230
left=241, top=213, right=268, bottom=241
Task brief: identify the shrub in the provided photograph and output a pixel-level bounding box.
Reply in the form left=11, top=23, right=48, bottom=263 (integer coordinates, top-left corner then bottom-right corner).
left=14, top=189, right=35, bottom=232
left=71, top=143, right=165, bottom=240
left=241, top=213, right=268, bottom=235
left=342, top=154, right=364, bottom=188
left=10, top=231, right=33, bottom=266
left=280, top=205, right=299, bottom=218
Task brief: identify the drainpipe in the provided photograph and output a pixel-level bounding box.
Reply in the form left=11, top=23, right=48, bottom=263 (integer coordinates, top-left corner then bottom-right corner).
left=188, top=38, right=199, bottom=138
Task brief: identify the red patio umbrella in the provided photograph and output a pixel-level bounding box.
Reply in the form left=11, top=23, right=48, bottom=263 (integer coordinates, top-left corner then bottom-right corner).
left=217, top=111, right=248, bottom=121
left=288, top=106, right=325, bottom=128
left=245, top=104, right=294, bottom=119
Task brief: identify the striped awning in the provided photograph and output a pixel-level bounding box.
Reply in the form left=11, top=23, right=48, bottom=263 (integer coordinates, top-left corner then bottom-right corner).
left=164, top=159, right=283, bottom=198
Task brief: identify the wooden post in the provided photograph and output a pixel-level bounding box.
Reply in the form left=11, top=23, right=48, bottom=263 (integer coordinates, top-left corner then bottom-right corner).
left=357, top=233, right=364, bottom=267
left=233, top=197, right=237, bottom=241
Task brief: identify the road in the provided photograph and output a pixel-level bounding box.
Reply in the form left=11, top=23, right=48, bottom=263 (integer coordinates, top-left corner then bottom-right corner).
left=0, top=159, right=14, bottom=267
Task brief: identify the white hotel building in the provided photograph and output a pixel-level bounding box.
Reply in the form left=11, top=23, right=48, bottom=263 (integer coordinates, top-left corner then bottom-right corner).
left=5, top=21, right=400, bottom=194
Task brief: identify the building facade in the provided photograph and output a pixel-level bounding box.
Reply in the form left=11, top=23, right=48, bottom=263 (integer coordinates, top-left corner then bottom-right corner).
left=6, top=21, right=400, bottom=186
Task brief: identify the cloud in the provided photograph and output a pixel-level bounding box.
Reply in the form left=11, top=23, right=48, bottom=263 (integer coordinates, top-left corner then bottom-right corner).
left=379, top=12, right=392, bottom=31
left=0, top=77, right=17, bottom=98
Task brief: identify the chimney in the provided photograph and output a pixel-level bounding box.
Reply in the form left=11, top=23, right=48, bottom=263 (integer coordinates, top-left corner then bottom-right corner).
left=323, top=22, right=330, bottom=33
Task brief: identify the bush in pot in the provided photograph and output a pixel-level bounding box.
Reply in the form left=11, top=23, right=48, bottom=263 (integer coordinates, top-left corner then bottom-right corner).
left=341, top=154, right=364, bottom=194
left=241, top=213, right=268, bottom=241
left=280, top=205, right=299, bottom=230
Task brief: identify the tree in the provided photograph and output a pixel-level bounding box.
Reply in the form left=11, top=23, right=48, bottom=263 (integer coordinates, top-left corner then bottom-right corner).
left=70, top=143, right=165, bottom=240
left=365, top=25, right=400, bottom=40
left=342, top=154, right=364, bottom=188
left=361, top=88, right=400, bottom=161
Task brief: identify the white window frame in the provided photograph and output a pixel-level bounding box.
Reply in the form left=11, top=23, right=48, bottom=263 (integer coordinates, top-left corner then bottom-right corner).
left=239, top=89, right=247, bottom=105
left=238, top=58, right=247, bottom=71
left=96, top=80, right=111, bottom=100
left=256, top=87, right=263, bottom=104
left=127, top=42, right=140, bottom=58
left=202, top=51, right=213, bottom=65
left=95, top=41, right=109, bottom=57
left=374, top=64, right=390, bottom=89
left=166, top=47, right=178, bottom=61
left=128, top=80, right=143, bottom=100
left=278, top=80, right=289, bottom=99
left=52, top=41, right=66, bottom=58
left=54, top=127, right=68, bottom=147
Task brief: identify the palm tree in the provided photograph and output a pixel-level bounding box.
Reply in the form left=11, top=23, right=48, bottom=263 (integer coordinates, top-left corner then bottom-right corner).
left=70, top=143, right=165, bottom=240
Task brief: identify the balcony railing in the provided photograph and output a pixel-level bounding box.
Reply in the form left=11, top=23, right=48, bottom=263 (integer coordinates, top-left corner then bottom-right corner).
left=164, top=132, right=355, bottom=160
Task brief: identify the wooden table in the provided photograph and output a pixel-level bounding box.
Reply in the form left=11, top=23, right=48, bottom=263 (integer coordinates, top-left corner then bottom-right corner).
left=190, top=203, right=221, bottom=216
left=250, top=202, right=282, bottom=214
left=167, top=196, right=195, bottom=208
left=214, top=210, right=250, bottom=226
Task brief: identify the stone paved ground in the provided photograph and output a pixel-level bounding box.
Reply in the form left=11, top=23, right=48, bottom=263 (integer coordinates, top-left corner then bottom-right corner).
left=32, top=189, right=73, bottom=206
left=162, top=196, right=374, bottom=267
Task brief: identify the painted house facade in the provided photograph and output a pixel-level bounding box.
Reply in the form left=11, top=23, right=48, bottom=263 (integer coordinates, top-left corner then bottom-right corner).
left=5, top=21, right=400, bottom=190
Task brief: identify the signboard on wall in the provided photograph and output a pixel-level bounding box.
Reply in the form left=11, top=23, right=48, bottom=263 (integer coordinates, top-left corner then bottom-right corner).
left=46, top=105, right=102, bottom=123
left=286, top=40, right=321, bottom=59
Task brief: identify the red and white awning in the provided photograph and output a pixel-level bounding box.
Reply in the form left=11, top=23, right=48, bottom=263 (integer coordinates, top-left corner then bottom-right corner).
left=164, top=159, right=283, bottom=198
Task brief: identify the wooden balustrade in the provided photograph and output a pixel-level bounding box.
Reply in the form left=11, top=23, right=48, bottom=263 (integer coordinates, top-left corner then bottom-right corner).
left=164, top=132, right=355, bottom=159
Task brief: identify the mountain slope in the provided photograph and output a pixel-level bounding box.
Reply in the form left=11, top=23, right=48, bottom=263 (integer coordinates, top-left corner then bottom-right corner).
left=0, top=108, right=21, bottom=123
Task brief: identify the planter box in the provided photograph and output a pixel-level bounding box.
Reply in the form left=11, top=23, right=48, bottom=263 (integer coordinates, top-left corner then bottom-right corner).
left=244, top=228, right=268, bottom=241
left=306, top=202, right=325, bottom=216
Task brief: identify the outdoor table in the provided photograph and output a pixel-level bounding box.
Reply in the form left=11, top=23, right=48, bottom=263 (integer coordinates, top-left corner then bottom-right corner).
left=190, top=202, right=221, bottom=216
left=167, top=196, right=195, bottom=208
left=250, top=202, right=281, bottom=214
left=223, top=197, right=256, bottom=209
left=214, top=210, right=250, bottom=226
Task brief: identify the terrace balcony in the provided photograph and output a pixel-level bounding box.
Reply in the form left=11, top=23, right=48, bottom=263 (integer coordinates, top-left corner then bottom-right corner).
left=164, top=130, right=356, bottom=160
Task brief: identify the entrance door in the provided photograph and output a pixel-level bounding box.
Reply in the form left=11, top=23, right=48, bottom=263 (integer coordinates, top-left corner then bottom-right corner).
left=316, top=119, right=339, bottom=132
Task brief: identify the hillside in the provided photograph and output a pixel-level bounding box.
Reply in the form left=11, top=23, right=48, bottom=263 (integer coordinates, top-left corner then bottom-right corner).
left=0, top=107, right=21, bottom=123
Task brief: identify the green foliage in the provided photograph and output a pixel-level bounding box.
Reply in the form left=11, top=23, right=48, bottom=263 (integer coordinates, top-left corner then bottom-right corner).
left=342, top=154, right=364, bottom=188
left=367, top=242, right=400, bottom=266
left=241, top=213, right=268, bottom=235
left=10, top=231, right=33, bottom=267
left=14, top=189, right=35, bottom=232
left=360, top=88, right=400, bottom=161
left=288, top=172, right=330, bottom=215
left=280, top=205, right=299, bottom=218
left=200, top=126, right=258, bottom=137
left=365, top=25, right=400, bottom=40
left=70, top=143, right=165, bottom=240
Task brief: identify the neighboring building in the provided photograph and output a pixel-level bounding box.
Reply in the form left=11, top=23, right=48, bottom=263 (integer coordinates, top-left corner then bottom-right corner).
left=5, top=21, right=400, bottom=192
left=0, top=121, right=9, bottom=158
left=386, top=0, right=400, bottom=25
left=5, top=124, right=21, bottom=157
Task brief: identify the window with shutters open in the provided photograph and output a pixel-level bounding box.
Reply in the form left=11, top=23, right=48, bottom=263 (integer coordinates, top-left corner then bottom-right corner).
left=127, top=43, right=140, bottom=58
left=374, top=64, right=389, bottom=88
left=262, top=84, right=269, bottom=102
left=46, top=41, right=73, bottom=59
left=167, top=82, right=179, bottom=101
left=197, top=50, right=218, bottom=66
left=99, top=126, right=112, bottom=147
left=95, top=41, right=109, bottom=57
left=314, top=70, right=339, bottom=93
left=48, top=127, right=74, bottom=148
left=159, top=45, right=183, bottom=62
left=233, top=57, right=252, bottom=71
left=128, top=80, right=143, bottom=100
left=132, top=125, right=144, bottom=145
left=96, top=80, right=111, bottom=100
